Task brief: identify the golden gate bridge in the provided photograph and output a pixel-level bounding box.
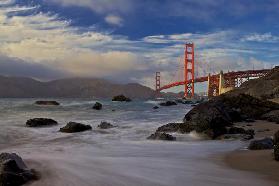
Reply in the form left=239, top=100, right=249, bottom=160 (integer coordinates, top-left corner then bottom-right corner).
left=155, top=42, right=271, bottom=98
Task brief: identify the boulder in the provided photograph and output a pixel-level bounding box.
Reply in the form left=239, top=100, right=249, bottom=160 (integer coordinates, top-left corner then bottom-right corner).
left=156, top=123, right=194, bottom=134
left=274, top=130, right=279, bottom=145
left=147, top=132, right=176, bottom=141
left=0, top=153, right=38, bottom=186
left=34, top=101, right=60, bottom=106
left=112, top=95, right=132, bottom=102
left=159, top=101, right=177, bottom=106
left=260, top=110, right=279, bottom=124
left=92, top=102, right=102, bottom=110
left=26, top=118, right=58, bottom=127
left=153, top=106, right=159, bottom=109
left=274, top=144, right=279, bottom=161
left=98, top=122, right=115, bottom=129
left=183, top=94, right=279, bottom=139
left=248, top=138, right=274, bottom=150
left=60, top=122, right=92, bottom=133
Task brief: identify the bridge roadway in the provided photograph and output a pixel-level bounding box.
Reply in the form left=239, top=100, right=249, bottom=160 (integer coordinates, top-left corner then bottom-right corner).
left=157, top=69, right=271, bottom=92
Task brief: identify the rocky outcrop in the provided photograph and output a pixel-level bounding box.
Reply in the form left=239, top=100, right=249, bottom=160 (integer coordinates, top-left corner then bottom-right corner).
left=260, top=110, right=279, bottom=124
left=0, top=153, right=39, bottom=186
left=26, top=118, right=58, bottom=127
left=147, top=132, right=176, bottom=141
left=156, top=123, right=194, bottom=134
left=98, top=122, right=115, bottom=129
left=34, top=101, right=60, bottom=106
left=112, top=95, right=132, bottom=102
left=182, top=94, right=279, bottom=139
left=92, top=102, right=102, bottom=110
left=60, top=122, right=92, bottom=133
left=248, top=138, right=274, bottom=150
left=159, top=101, right=177, bottom=106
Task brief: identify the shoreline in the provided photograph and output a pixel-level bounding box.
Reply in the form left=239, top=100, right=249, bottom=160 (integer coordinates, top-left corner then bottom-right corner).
left=224, top=120, right=279, bottom=185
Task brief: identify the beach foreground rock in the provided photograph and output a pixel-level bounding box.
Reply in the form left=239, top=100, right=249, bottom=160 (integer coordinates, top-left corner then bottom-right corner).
left=0, top=153, right=38, bottom=186
left=34, top=101, right=60, bottom=106
left=60, top=122, right=92, bottom=133
left=147, top=132, right=176, bottom=141
left=26, top=118, right=58, bottom=127
left=261, top=110, right=279, bottom=124
left=248, top=138, right=274, bottom=150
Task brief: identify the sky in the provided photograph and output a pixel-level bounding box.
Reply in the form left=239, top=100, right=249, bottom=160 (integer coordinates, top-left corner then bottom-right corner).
left=0, top=0, right=278, bottom=92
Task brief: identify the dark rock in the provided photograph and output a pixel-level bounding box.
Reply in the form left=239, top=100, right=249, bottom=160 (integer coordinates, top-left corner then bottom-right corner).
left=159, top=101, right=177, bottom=106
left=60, top=122, right=92, bottom=133
left=274, top=130, right=279, bottom=145
left=112, top=95, right=132, bottom=102
left=92, top=102, right=102, bottom=110
left=98, top=122, right=115, bottom=129
left=147, top=132, right=176, bottom=141
left=260, top=110, right=279, bottom=123
left=183, top=94, right=279, bottom=139
left=26, top=118, right=58, bottom=127
left=248, top=138, right=274, bottom=150
left=34, top=101, right=60, bottom=106
left=222, top=134, right=254, bottom=141
left=0, top=153, right=39, bottom=186
left=156, top=123, right=194, bottom=133
left=274, top=144, right=279, bottom=161
left=227, top=127, right=246, bottom=134
left=153, top=106, right=159, bottom=109
left=244, top=118, right=256, bottom=122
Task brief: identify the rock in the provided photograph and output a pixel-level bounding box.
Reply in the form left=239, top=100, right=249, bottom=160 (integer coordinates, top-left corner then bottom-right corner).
left=34, top=101, right=60, bottom=106
left=227, top=127, right=246, bottom=134
left=26, top=118, right=58, bottom=127
left=60, top=122, right=92, bottom=133
left=274, top=130, right=279, bottom=145
left=274, top=144, right=279, bottom=161
left=92, top=102, right=102, bottom=110
left=222, top=134, right=254, bottom=141
left=153, top=106, right=159, bottom=109
left=183, top=94, right=279, bottom=139
left=0, top=153, right=38, bottom=186
left=156, top=123, right=194, bottom=133
left=159, top=101, right=177, bottom=106
left=98, top=122, right=115, bottom=129
left=147, top=132, right=176, bottom=141
left=244, top=118, right=256, bottom=122
left=112, top=95, right=132, bottom=102
left=260, top=110, right=279, bottom=123
left=248, top=138, right=274, bottom=150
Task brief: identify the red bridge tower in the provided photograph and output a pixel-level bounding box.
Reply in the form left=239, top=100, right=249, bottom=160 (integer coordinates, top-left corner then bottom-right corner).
left=185, top=43, right=195, bottom=98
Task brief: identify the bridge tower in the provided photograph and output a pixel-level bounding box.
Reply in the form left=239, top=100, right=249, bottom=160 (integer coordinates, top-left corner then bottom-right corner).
left=155, top=72, right=161, bottom=91
left=184, top=43, right=195, bottom=98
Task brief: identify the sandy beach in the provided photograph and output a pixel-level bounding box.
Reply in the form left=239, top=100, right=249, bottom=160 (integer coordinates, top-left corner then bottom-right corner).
left=225, top=120, right=279, bottom=184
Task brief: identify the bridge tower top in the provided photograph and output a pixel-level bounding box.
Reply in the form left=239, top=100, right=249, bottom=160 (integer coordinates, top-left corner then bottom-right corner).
left=184, top=42, right=195, bottom=98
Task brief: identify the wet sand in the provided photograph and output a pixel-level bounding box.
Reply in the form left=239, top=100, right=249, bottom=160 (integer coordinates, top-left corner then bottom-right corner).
left=225, top=120, right=279, bottom=184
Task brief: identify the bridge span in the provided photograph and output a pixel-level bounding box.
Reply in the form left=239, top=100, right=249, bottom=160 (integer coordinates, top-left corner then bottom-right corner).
left=155, top=43, right=271, bottom=98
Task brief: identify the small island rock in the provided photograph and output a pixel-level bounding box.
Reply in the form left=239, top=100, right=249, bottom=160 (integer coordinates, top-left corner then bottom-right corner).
left=60, top=122, right=92, bottom=133
left=147, top=132, right=176, bottom=141
left=92, top=102, right=102, bottom=110
left=159, top=101, right=177, bottom=106
left=35, top=101, right=60, bottom=106
left=112, top=95, right=132, bottom=102
left=26, top=118, right=58, bottom=127
left=98, top=122, right=115, bottom=129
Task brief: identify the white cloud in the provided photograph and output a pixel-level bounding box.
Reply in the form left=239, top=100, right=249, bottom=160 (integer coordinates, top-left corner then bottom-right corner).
left=242, top=33, right=279, bottom=42
left=105, top=14, right=123, bottom=26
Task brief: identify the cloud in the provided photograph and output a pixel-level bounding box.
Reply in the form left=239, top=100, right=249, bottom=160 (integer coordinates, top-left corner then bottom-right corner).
left=104, top=14, right=123, bottom=26
left=241, top=33, right=279, bottom=42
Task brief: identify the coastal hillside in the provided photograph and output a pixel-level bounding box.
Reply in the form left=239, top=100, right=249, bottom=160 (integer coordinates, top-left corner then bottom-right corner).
left=228, top=66, right=279, bottom=99
left=0, top=76, right=157, bottom=99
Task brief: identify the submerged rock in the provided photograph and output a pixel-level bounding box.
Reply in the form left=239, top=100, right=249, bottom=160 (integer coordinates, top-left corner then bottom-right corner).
left=112, top=95, right=131, bottom=102
left=60, top=122, right=92, bottom=133
left=34, top=101, right=60, bottom=106
left=248, top=138, right=274, bottom=150
left=153, top=106, right=159, bottom=109
left=26, top=118, right=58, bottom=127
left=260, top=110, right=279, bottom=124
left=159, top=101, right=177, bottom=106
left=156, top=123, right=194, bottom=134
left=98, top=122, right=115, bottom=129
left=92, top=102, right=102, bottom=110
left=0, top=153, right=39, bottom=186
left=147, top=132, right=176, bottom=141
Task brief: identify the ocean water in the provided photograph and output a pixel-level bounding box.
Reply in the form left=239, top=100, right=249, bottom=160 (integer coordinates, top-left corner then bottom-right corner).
left=0, top=99, right=274, bottom=186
